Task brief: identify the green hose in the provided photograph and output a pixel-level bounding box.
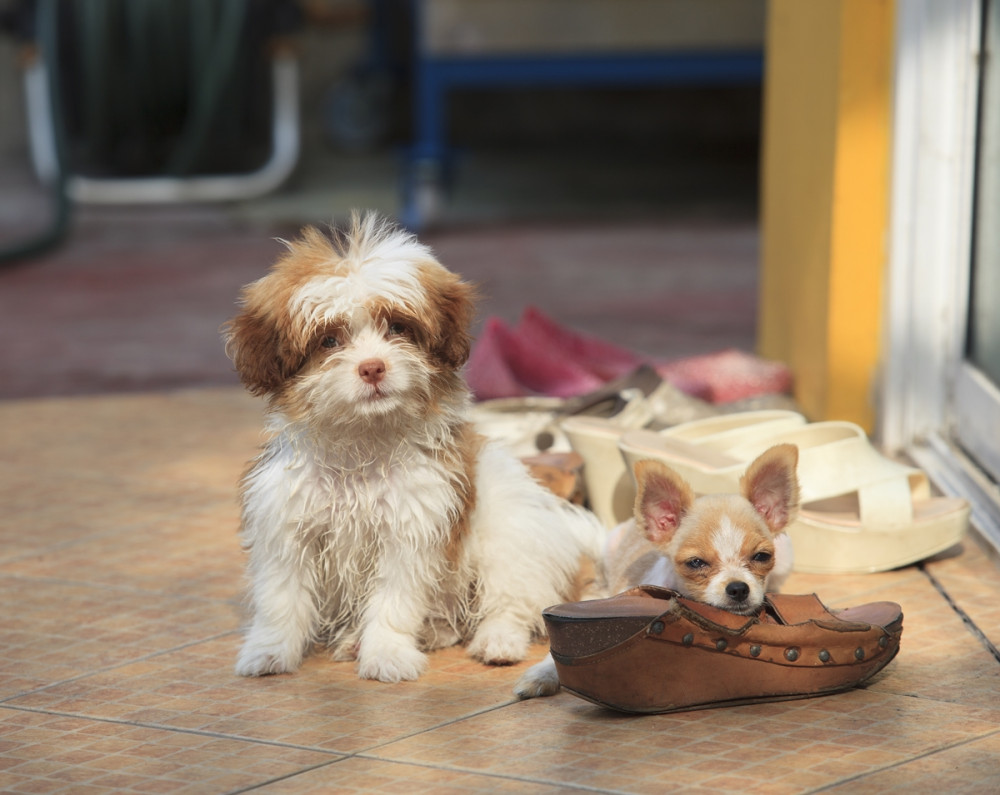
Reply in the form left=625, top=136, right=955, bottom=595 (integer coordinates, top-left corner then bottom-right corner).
left=167, top=0, right=247, bottom=175
left=0, top=0, right=70, bottom=265
left=73, top=0, right=251, bottom=176
left=0, top=0, right=255, bottom=263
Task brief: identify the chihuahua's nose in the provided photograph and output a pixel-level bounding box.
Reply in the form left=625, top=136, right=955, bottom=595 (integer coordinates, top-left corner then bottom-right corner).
left=358, top=359, right=387, bottom=385
left=726, top=581, right=750, bottom=602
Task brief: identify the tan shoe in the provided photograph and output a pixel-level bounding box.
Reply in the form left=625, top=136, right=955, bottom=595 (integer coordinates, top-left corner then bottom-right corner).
left=543, top=585, right=902, bottom=714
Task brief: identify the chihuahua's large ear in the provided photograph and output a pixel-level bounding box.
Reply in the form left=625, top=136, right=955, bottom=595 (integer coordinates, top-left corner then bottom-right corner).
left=740, top=444, right=801, bottom=533
left=633, top=459, right=695, bottom=545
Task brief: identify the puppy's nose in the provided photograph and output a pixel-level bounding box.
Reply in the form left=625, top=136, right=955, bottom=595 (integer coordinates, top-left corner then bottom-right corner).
left=725, top=581, right=750, bottom=602
left=358, top=359, right=386, bottom=384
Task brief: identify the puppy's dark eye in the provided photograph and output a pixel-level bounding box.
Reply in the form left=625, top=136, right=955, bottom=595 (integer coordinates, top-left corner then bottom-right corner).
left=387, top=322, right=407, bottom=337
left=752, top=551, right=773, bottom=563
left=321, top=335, right=340, bottom=349
left=685, top=558, right=708, bottom=570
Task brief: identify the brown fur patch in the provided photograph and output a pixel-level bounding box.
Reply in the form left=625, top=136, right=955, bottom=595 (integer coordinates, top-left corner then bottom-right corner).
left=223, top=217, right=479, bottom=399
left=441, top=423, right=485, bottom=568
left=222, top=226, right=354, bottom=396
left=416, top=264, right=477, bottom=370
left=570, top=554, right=602, bottom=602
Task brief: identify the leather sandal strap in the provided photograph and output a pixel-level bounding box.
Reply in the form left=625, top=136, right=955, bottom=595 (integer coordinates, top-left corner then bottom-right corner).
left=765, top=593, right=841, bottom=626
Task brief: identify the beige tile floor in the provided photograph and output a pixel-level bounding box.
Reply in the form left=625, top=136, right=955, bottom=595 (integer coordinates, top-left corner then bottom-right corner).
left=2, top=388, right=1000, bottom=794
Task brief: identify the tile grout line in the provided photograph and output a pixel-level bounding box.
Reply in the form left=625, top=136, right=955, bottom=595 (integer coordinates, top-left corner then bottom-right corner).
left=228, top=753, right=628, bottom=795
left=2, top=615, right=561, bottom=761
left=0, top=629, right=243, bottom=706
left=0, top=689, right=530, bottom=760
left=0, top=497, right=239, bottom=568
left=349, top=697, right=519, bottom=755
left=2, top=693, right=622, bottom=795
left=351, top=756, right=631, bottom=795
left=0, top=702, right=344, bottom=757
left=7, top=681, right=991, bottom=795
left=919, top=563, right=1000, bottom=664
left=225, top=757, right=345, bottom=794
left=0, top=571, right=243, bottom=607
left=807, top=726, right=1000, bottom=794
left=312, top=698, right=632, bottom=795
left=4, top=680, right=624, bottom=793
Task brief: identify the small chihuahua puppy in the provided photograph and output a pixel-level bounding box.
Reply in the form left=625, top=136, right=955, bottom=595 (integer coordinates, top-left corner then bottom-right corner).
left=515, top=443, right=799, bottom=698
left=603, top=444, right=799, bottom=614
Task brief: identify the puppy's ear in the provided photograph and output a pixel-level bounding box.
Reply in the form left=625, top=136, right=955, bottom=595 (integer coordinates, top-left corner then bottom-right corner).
left=422, top=267, right=477, bottom=370
left=633, top=459, right=694, bottom=545
left=222, top=281, right=305, bottom=397
left=741, top=443, right=801, bottom=533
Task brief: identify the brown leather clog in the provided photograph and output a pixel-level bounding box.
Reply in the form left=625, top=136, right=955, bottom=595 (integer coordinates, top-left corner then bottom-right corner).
left=543, top=585, right=902, bottom=714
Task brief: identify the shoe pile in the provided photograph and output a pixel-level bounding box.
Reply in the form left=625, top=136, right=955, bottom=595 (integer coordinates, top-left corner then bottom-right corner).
left=469, top=311, right=968, bottom=714
left=470, top=307, right=968, bottom=568
left=466, top=307, right=793, bottom=403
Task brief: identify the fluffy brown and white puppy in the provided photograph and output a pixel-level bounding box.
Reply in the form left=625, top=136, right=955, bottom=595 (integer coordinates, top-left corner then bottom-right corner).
left=224, top=213, right=603, bottom=683
left=515, top=444, right=798, bottom=698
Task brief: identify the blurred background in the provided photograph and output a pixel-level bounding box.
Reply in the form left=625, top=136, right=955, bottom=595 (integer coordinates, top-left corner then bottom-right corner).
left=0, top=0, right=765, bottom=400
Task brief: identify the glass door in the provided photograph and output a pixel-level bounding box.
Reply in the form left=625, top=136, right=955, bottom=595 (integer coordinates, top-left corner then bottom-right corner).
left=882, top=0, right=1000, bottom=551
left=956, top=0, right=1000, bottom=482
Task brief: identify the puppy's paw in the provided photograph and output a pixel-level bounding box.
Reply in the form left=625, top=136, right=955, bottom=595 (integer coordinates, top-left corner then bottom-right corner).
left=235, top=641, right=301, bottom=677
left=467, top=620, right=530, bottom=666
left=514, top=656, right=561, bottom=699
left=357, top=635, right=427, bottom=683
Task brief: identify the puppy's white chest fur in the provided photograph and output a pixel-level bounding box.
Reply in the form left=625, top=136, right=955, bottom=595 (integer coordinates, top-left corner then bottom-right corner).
left=252, top=425, right=461, bottom=563
left=226, top=214, right=602, bottom=683
left=320, top=443, right=457, bottom=531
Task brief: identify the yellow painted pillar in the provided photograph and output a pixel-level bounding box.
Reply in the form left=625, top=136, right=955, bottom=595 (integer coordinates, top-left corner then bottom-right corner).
left=758, top=0, right=894, bottom=431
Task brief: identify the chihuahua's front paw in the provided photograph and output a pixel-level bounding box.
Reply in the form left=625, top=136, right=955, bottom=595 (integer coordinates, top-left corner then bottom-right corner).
left=514, top=656, right=561, bottom=699
left=467, top=619, right=530, bottom=666
left=357, top=631, right=427, bottom=683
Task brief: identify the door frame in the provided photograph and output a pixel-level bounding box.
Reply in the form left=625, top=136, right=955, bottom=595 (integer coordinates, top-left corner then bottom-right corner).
left=880, top=0, right=1000, bottom=551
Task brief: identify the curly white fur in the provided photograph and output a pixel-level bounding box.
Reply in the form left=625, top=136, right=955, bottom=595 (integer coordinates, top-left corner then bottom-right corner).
left=225, top=214, right=603, bottom=682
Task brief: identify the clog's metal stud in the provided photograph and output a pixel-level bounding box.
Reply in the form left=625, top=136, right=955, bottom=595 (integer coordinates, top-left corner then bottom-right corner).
left=651, top=620, right=665, bottom=635
left=879, top=636, right=888, bottom=649
left=715, top=639, right=727, bottom=651
left=855, top=647, right=866, bottom=660
left=749, top=644, right=761, bottom=657
left=819, top=649, right=831, bottom=663
left=785, top=647, right=800, bottom=662
left=682, top=633, right=694, bottom=646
